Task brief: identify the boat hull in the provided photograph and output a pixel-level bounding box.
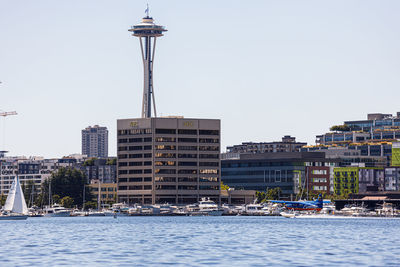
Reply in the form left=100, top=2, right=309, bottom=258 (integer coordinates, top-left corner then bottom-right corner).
left=0, top=215, right=28, bottom=220
left=44, top=211, right=71, bottom=217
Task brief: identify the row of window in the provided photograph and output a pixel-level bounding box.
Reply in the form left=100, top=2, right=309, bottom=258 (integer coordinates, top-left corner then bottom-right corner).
left=118, top=185, right=219, bottom=191
left=118, top=144, right=219, bottom=152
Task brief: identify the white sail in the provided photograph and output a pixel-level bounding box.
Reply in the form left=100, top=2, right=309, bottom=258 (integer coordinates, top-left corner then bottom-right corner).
left=3, top=176, right=29, bottom=215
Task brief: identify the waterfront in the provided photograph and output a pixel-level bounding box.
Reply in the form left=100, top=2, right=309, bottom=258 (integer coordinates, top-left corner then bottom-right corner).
left=1, top=217, right=400, bottom=266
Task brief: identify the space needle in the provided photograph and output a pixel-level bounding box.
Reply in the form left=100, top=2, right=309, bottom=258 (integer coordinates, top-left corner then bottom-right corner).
left=129, top=7, right=167, bottom=118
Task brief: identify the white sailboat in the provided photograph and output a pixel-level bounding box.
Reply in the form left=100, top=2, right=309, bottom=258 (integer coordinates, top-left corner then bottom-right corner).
left=1, top=176, right=29, bottom=220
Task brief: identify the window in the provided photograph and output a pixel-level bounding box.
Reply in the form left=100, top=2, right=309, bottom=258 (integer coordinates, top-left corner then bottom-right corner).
left=129, top=162, right=142, bottom=166
left=129, top=154, right=143, bottom=158
left=155, top=145, right=176, bottom=150
left=199, top=146, right=219, bottom=151
left=155, top=137, right=176, bottom=142
left=155, top=177, right=176, bottom=182
left=199, top=138, right=219, bottom=143
left=129, top=138, right=142, bottom=143
left=155, top=153, right=176, bottom=158
left=199, top=162, right=219, bottom=167
left=178, top=154, right=197, bottom=159
left=155, top=169, right=176, bottom=174
left=155, top=161, right=176, bottom=166
left=156, top=129, right=176, bottom=134
left=178, top=138, right=197, bottom=143
left=178, top=129, right=197, bottom=135
left=199, top=169, right=218, bottom=174
left=178, top=162, right=197, bottom=166
left=199, top=154, right=219, bottom=159
left=178, top=146, right=197, bottom=151
left=178, top=177, right=197, bottom=182
left=199, top=130, right=219, bottom=135
left=178, top=169, right=197, bottom=174
left=178, top=185, right=197, bottom=190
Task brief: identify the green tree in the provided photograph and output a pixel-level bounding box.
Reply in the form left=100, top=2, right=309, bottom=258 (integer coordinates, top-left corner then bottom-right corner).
left=255, top=191, right=266, bottom=203
left=106, top=158, right=117, bottom=165
left=266, top=187, right=282, bottom=200
left=52, top=194, right=61, bottom=204
left=41, top=167, right=92, bottom=208
left=84, top=201, right=97, bottom=210
left=83, top=158, right=96, bottom=166
left=61, top=196, right=74, bottom=208
left=0, top=194, right=7, bottom=206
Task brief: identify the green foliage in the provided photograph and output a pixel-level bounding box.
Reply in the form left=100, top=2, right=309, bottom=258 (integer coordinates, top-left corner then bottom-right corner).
left=83, top=158, right=96, bottom=166
left=84, top=201, right=97, bottom=210
left=41, top=167, right=92, bottom=208
left=0, top=194, right=7, bottom=206
left=266, top=187, right=282, bottom=200
left=52, top=194, right=61, bottom=204
left=106, top=158, right=117, bottom=165
left=221, top=181, right=230, bottom=191
left=330, top=125, right=350, bottom=132
left=61, top=196, right=74, bottom=208
left=255, top=191, right=266, bottom=203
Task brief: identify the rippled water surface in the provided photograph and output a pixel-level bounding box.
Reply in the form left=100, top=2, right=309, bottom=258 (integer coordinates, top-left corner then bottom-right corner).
left=1, top=216, right=400, bottom=266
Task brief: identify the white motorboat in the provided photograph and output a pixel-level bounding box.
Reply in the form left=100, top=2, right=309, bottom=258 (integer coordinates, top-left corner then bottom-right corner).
left=244, top=203, right=265, bottom=216
left=43, top=204, right=71, bottom=217
left=280, top=211, right=297, bottom=218
left=198, top=198, right=223, bottom=216
left=0, top=176, right=29, bottom=220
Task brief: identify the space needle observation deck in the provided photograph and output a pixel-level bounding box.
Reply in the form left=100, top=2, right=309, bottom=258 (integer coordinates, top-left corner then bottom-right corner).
left=129, top=11, right=167, bottom=118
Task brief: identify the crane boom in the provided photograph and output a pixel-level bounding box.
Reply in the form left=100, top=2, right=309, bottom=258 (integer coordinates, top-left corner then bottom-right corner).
left=0, top=111, right=17, bottom=117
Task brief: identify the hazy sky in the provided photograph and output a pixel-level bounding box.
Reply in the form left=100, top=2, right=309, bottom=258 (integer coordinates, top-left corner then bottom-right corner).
left=1, top=1, right=400, bottom=158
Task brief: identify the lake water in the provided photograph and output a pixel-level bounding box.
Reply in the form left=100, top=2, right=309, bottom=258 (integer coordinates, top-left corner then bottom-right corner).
left=1, top=216, right=400, bottom=266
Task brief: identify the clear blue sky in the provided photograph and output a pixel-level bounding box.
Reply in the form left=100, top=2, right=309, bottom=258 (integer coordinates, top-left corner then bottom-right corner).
left=1, top=1, right=400, bottom=158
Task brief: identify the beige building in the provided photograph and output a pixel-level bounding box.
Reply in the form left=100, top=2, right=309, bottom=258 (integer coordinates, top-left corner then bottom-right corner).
left=117, top=117, right=221, bottom=204
left=89, top=181, right=117, bottom=203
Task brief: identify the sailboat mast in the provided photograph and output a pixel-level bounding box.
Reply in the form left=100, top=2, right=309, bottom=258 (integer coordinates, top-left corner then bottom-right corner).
left=97, top=180, right=101, bottom=211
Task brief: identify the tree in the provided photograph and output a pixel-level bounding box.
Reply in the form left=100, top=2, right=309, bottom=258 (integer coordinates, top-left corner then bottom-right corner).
left=255, top=191, right=266, bottom=203
left=61, top=196, right=74, bottom=208
left=106, top=158, right=117, bottom=165
left=0, top=194, right=7, bottom=206
left=52, top=194, right=61, bottom=204
left=41, top=167, right=92, bottom=208
left=83, top=158, right=96, bottom=166
left=84, top=201, right=97, bottom=210
left=266, top=187, right=282, bottom=200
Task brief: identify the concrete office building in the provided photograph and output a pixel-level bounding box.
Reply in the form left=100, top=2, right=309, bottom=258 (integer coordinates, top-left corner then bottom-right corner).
left=117, top=117, right=221, bottom=204
left=82, top=125, right=108, bottom=158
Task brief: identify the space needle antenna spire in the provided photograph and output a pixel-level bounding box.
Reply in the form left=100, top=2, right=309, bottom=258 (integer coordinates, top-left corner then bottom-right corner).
left=129, top=6, right=167, bottom=118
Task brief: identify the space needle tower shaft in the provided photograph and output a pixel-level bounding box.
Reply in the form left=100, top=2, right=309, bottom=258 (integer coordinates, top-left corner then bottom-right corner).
left=129, top=8, right=167, bottom=118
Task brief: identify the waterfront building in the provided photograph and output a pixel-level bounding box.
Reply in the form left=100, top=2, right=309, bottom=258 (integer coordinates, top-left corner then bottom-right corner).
left=301, top=145, right=389, bottom=167
left=82, top=125, right=108, bottom=158
left=221, top=152, right=336, bottom=197
left=316, top=112, right=400, bottom=146
left=117, top=117, right=221, bottom=204
left=392, top=142, right=400, bottom=166
left=79, top=158, right=117, bottom=183
left=88, top=180, right=117, bottom=204
left=220, top=189, right=256, bottom=205
left=223, top=136, right=306, bottom=160
left=333, top=167, right=385, bottom=195
left=0, top=156, right=80, bottom=195
left=384, top=167, right=400, bottom=191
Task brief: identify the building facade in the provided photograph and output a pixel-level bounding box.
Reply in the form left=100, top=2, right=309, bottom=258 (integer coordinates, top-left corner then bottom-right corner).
left=221, top=152, right=336, bottom=197
left=82, top=125, right=109, bottom=158
left=117, top=117, right=221, bottom=205
left=223, top=136, right=306, bottom=159
left=333, top=167, right=385, bottom=195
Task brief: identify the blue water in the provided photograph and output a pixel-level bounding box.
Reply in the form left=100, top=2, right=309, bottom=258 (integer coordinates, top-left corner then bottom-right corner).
left=1, top=216, right=400, bottom=266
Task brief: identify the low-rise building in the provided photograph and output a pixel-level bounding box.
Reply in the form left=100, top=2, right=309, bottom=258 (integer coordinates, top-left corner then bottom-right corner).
left=89, top=181, right=117, bottom=204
